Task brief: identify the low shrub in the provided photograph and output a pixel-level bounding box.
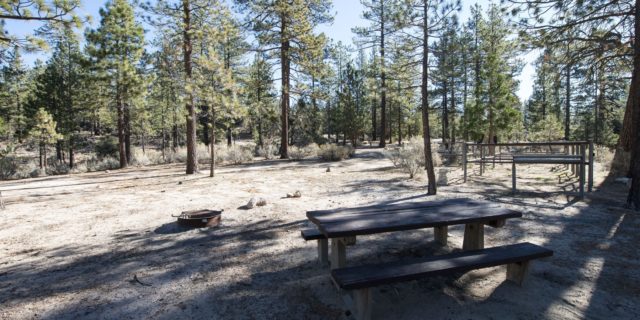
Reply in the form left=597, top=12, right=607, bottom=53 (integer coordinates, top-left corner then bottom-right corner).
left=398, top=146, right=423, bottom=179
left=257, top=143, right=278, bottom=160
left=317, top=144, right=353, bottom=162
left=225, top=145, right=254, bottom=164
left=289, top=144, right=320, bottom=161
left=95, top=136, right=119, bottom=159
left=86, top=156, right=120, bottom=172
left=384, top=148, right=402, bottom=167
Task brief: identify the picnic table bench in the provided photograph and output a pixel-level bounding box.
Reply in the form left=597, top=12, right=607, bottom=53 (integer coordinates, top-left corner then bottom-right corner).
left=332, top=243, right=553, bottom=320
left=512, top=154, right=586, bottom=197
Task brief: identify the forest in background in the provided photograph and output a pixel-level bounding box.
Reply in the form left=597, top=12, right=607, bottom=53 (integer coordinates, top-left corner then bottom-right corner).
left=0, top=0, right=639, bottom=207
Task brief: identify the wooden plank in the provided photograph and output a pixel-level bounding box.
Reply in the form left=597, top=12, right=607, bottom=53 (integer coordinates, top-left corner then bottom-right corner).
left=331, top=242, right=553, bottom=290
left=309, top=199, right=505, bottom=225
left=308, top=198, right=493, bottom=218
left=301, top=228, right=326, bottom=240
left=311, top=207, right=521, bottom=238
left=462, top=223, right=484, bottom=250
left=434, top=226, right=448, bottom=245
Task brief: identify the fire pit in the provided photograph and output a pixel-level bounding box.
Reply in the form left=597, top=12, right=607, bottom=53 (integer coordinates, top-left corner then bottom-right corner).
left=176, top=209, right=222, bottom=228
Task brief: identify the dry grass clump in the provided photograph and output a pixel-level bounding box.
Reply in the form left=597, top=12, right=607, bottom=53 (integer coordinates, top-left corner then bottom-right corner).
left=289, top=143, right=320, bottom=161
left=257, top=143, right=279, bottom=160
left=317, top=144, right=354, bottom=161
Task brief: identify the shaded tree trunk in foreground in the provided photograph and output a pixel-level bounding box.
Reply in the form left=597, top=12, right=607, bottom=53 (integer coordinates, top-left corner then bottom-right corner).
left=627, top=0, right=640, bottom=210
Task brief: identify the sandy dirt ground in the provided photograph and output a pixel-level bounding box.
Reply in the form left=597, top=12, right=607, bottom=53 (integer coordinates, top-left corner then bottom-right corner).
left=0, top=148, right=638, bottom=320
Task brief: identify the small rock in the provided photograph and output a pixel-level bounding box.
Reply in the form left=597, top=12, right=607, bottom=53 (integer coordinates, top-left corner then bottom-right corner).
left=105, top=170, right=110, bottom=174
left=178, top=181, right=183, bottom=185
left=326, top=167, right=331, bottom=172
left=293, top=191, right=302, bottom=198
left=247, top=197, right=267, bottom=209
left=246, top=197, right=258, bottom=209
left=286, top=193, right=294, bottom=198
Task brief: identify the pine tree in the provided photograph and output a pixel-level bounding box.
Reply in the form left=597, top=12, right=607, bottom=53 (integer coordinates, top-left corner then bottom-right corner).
left=29, top=108, right=62, bottom=173
left=236, top=0, right=333, bottom=158
left=87, top=0, right=145, bottom=169
left=0, top=0, right=82, bottom=49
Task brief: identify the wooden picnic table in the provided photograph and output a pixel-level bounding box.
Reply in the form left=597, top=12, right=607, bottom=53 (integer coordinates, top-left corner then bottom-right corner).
left=306, top=198, right=522, bottom=269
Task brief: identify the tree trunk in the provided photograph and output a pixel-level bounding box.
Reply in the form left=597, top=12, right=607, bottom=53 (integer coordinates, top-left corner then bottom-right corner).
left=117, top=100, right=127, bottom=169
left=422, top=1, right=436, bottom=195
left=280, top=17, right=290, bottom=159
left=183, top=0, right=198, bottom=174
left=627, top=0, right=640, bottom=210
left=442, top=79, right=449, bottom=149
left=69, top=146, right=74, bottom=169
left=565, top=62, right=571, bottom=140
left=372, top=94, right=377, bottom=141
left=125, top=103, right=132, bottom=164
left=210, top=106, right=216, bottom=177
left=56, top=140, right=62, bottom=162
left=39, top=141, right=44, bottom=169
left=379, top=0, right=387, bottom=148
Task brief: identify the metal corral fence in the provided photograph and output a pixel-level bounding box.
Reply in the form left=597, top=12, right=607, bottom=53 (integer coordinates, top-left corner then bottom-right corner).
left=460, top=141, right=595, bottom=193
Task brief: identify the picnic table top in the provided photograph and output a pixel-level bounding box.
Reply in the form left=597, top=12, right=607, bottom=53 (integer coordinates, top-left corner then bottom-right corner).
left=307, top=198, right=522, bottom=238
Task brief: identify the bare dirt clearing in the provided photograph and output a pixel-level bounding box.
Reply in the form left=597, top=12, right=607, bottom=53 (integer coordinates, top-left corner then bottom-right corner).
left=1, top=148, right=638, bottom=319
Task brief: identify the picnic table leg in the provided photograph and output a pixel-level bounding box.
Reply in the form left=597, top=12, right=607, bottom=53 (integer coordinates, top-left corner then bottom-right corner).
left=507, top=261, right=531, bottom=286
left=317, top=239, right=329, bottom=266
left=353, top=289, right=372, bottom=320
left=434, top=226, right=448, bottom=245
left=463, top=223, right=484, bottom=250
left=330, top=237, right=355, bottom=270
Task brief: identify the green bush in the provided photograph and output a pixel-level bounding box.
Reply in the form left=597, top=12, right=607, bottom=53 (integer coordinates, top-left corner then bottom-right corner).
left=95, top=136, right=119, bottom=159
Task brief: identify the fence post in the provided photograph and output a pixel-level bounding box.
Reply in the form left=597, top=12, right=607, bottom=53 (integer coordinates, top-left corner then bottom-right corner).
left=479, top=145, right=484, bottom=176
left=579, top=144, right=586, bottom=198
left=463, top=143, right=468, bottom=183
left=588, top=141, right=594, bottom=192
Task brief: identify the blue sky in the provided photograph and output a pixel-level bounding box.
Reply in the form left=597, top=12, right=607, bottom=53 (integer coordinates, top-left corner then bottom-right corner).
left=6, top=0, right=535, bottom=101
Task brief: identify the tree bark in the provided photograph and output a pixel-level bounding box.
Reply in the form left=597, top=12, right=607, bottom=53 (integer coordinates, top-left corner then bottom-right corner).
left=280, top=16, right=290, bottom=158
left=117, top=100, right=127, bottom=169
left=379, top=0, right=387, bottom=148
left=210, top=106, right=216, bottom=177
left=565, top=62, right=571, bottom=140
left=627, top=0, right=640, bottom=210
left=183, top=0, right=198, bottom=174
left=125, top=103, right=131, bottom=164
left=422, top=1, right=436, bottom=195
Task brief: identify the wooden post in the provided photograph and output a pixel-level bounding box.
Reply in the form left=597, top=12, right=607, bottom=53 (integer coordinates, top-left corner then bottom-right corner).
left=574, top=145, right=580, bottom=177
left=434, top=226, right=448, bottom=245
left=462, top=223, right=484, bottom=250
left=317, top=239, right=329, bottom=266
left=507, top=261, right=530, bottom=286
left=570, top=145, right=575, bottom=175
left=588, top=141, right=594, bottom=192
left=330, top=238, right=347, bottom=270
left=463, top=143, right=468, bottom=183
left=512, top=161, right=517, bottom=194
left=353, top=289, right=372, bottom=320
left=579, top=144, right=586, bottom=198
left=479, top=145, right=484, bottom=176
